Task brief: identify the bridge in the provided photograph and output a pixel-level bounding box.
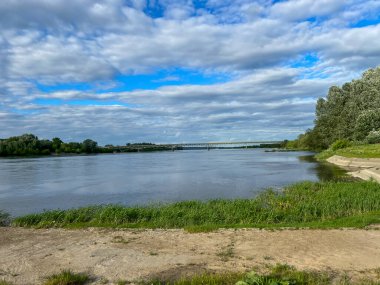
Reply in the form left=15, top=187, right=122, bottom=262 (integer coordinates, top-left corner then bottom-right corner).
left=164, top=141, right=283, bottom=149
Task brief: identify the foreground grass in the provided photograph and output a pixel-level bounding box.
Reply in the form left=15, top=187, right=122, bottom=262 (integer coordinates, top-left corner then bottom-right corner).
left=44, top=270, right=89, bottom=285
left=13, top=181, right=380, bottom=230
left=316, top=144, right=380, bottom=160
left=145, top=264, right=379, bottom=285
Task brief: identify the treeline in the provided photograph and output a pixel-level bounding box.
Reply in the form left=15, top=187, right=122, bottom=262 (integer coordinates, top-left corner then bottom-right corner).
left=0, top=134, right=180, bottom=157
left=0, top=134, right=101, bottom=156
left=287, top=67, right=380, bottom=150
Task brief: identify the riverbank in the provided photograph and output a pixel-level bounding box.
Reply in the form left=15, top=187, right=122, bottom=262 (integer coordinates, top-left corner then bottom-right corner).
left=1, top=227, right=380, bottom=284
left=11, top=181, right=380, bottom=230
left=327, top=155, right=380, bottom=182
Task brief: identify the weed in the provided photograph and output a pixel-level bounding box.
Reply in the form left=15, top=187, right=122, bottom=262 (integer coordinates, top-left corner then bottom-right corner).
left=112, top=236, right=130, bottom=244
left=44, top=270, right=89, bottom=285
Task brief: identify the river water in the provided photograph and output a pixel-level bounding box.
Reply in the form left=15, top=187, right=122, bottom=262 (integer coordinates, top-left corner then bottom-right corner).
left=0, top=149, right=345, bottom=216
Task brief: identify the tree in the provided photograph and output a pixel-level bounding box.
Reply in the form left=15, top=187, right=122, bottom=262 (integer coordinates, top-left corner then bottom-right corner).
left=81, top=139, right=98, bottom=153
left=52, top=137, right=63, bottom=152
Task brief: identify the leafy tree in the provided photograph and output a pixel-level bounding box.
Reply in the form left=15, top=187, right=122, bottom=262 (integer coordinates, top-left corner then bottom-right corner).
left=81, top=139, right=98, bottom=153
left=293, top=66, right=380, bottom=150
left=52, top=137, right=63, bottom=152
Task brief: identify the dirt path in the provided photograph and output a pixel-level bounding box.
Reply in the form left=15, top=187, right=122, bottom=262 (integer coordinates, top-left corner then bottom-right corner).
left=1, top=227, right=380, bottom=284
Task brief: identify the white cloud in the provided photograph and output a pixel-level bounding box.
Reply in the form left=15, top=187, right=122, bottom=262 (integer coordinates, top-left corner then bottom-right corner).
left=0, top=0, right=380, bottom=143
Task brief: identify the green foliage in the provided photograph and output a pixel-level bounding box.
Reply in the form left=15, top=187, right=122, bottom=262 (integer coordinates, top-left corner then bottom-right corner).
left=316, top=143, right=380, bottom=160
left=13, top=181, right=380, bottom=229
left=0, top=210, right=10, bottom=226
left=354, top=109, right=380, bottom=140
left=330, top=139, right=352, bottom=151
left=292, top=67, right=380, bottom=150
left=365, top=130, right=380, bottom=144
left=81, top=139, right=98, bottom=153
left=43, top=270, right=89, bottom=285
left=0, top=134, right=100, bottom=156
left=0, top=280, right=14, bottom=285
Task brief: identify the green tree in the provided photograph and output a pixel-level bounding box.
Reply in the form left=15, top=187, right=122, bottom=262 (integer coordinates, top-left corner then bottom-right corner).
left=81, top=139, right=98, bottom=153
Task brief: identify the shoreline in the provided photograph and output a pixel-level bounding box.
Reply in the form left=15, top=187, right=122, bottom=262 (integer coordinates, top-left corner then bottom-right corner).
left=327, top=155, right=380, bottom=182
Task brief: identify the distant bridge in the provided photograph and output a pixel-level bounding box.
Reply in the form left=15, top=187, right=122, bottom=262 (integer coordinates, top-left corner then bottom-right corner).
left=163, top=141, right=283, bottom=149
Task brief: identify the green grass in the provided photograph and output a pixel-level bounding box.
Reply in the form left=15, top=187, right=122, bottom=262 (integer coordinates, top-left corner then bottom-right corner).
left=0, top=280, right=14, bottom=285
left=144, top=272, right=245, bottom=285
left=13, top=181, right=380, bottom=230
left=143, top=264, right=379, bottom=285
left=43, top=270, right=89, bottom=285
left=316, top=144, right=380, bottom=160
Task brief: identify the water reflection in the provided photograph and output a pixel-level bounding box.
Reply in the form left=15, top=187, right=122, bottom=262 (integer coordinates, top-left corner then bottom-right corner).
left=298, top=155, right=347, bottom=181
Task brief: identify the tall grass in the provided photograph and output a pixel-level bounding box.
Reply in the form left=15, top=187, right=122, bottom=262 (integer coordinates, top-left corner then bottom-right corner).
left=13, top=181, right=380, bottom=229
left=13, top=181, right=380, bottom=230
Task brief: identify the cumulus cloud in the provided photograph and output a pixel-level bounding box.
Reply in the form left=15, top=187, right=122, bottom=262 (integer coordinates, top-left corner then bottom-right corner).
left=1, top=0, right=380, bottom=143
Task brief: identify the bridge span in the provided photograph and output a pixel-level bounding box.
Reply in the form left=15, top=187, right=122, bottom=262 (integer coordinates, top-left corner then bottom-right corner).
left=164, top=141, right=283, bottom=149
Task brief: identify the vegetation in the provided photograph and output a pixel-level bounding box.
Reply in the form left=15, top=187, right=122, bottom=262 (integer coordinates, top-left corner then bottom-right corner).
left=43, top=270, right=89, bottom=285
left=146, top=272, right=245, bottom=285
left=0, top=280, right=13, bottom=285
left=0, top=134, right=100, bottom=156
left=0, top=134, right=181, bottom=157
left=0, top=210, right=10, bottom=226
left=285, top=67, right=380, bottom=151
left=13, top=181, right=380, bottom=230
left=144, top=264, right=378, bottom=285
left=316, top=143, right=380, bottom=160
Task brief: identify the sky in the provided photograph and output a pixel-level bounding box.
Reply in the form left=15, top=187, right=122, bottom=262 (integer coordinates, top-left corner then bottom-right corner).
left=1, top=0, right=380, bottom=145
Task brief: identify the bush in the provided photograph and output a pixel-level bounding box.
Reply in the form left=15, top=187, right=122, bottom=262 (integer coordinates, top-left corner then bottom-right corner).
left=365, top=130, right=380, bottom=144
left=330, top=139, right=352, bottom=151
left=0, top=210, right=10, bottom=226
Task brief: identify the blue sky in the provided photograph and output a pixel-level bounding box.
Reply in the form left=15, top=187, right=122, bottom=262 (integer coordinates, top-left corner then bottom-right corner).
left=1, top=0, right=380, bottom=144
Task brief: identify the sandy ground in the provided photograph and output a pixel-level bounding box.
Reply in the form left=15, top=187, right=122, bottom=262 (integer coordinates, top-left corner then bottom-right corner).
left=1, top=227, right=380, bottom=284
left=327, top=155, right=380, bottom=182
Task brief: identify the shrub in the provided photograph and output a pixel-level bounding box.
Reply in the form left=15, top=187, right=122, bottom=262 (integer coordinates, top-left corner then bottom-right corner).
left=330, top=139, right=352, bottom=151
left=0, top=210, right=10, bottom=226
left=365, top=130, right=380, bottom=144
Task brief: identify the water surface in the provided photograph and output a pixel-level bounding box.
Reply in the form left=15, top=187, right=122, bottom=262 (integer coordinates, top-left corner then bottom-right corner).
left=0, top=149, right=345, bottom=216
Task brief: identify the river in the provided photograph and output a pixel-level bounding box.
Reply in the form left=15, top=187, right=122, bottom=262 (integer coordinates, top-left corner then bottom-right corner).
left=0, top=149, right=345, bottom=216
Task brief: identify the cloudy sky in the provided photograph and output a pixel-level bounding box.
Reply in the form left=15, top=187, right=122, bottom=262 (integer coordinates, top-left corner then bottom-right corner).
left=1, top=0, right=380, bottom=144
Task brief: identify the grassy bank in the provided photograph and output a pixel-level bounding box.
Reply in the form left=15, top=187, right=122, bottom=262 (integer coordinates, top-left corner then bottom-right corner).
left=12, top=181, right=380, bottom=230
left=316, top=144, right=380, bottom=160
left=145, top=264, right=380, bottom=285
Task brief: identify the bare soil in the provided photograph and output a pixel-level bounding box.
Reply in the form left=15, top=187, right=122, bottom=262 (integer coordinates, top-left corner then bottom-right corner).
left=1, top=227, right=380, bottom=284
